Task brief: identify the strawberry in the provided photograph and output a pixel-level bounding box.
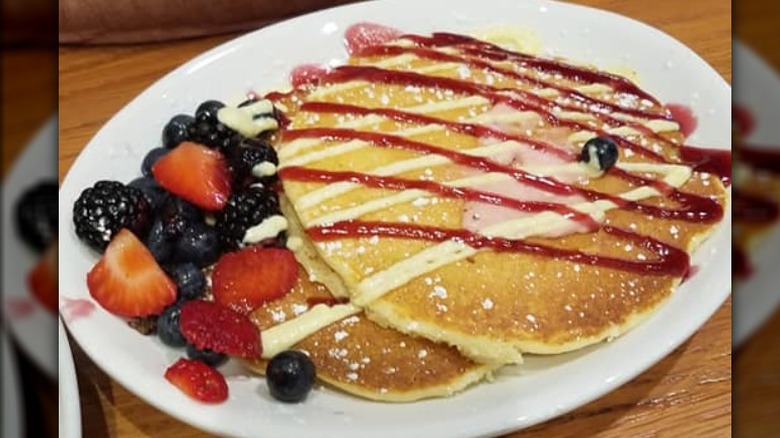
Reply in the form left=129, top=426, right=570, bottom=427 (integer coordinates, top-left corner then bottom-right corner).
left=164, top=358, right=228, bottom=403
left=179, top=300, right=262, bottom=358
left=212, top=247, right=297, bottom=314
left=152, top=141, right=231, bottom=211
left=87, top=229, right=176, bottom=317
left=28, top=241, right=58, bottom=314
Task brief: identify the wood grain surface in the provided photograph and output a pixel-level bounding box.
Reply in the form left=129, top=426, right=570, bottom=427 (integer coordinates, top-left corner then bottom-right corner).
left=58, top=0, right=732, bottom=436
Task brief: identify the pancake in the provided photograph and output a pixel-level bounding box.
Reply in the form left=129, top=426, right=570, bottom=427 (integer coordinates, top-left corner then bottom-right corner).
left=266, top=28, right=728, bottom=366
left=243, top=265, right=495, bottom=402
left=242, top=199, right=495, bottom=401
left=244, top=272, right=495, bottom=401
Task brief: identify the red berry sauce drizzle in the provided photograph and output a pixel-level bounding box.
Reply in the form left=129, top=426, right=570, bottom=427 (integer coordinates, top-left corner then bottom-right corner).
left=732, top=105, right=780, bottom=278
left=269, top=23, right=734, bottom=278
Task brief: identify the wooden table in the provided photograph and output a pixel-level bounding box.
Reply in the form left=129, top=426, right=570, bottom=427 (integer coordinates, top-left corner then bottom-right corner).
left=59, top=0, right=732, bottom=436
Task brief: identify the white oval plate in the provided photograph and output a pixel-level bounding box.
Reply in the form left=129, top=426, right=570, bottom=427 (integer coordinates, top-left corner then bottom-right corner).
left=2, top=331, right=23, bottom=438
left=58, top=1, right=731, bottom=436
left=59, top=318, right=82, bottom=438
left=732, top=40, right=780, bottom=347
left=2, top=115, right=58, bottom=379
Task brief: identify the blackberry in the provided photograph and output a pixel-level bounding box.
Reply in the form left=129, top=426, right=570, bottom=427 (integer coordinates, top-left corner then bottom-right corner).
left=227, top=138, right=279, bottom=188
left=187, top=119, right=242, bottom=151
left=215, top=186, right=280, bottom=250
left=73, top=180, right=151, bottom=252
left=15, top=181, right=58, bottom=252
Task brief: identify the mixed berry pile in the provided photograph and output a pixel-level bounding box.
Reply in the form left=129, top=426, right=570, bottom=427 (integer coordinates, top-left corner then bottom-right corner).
left=72, top=99, right=315, bottom=403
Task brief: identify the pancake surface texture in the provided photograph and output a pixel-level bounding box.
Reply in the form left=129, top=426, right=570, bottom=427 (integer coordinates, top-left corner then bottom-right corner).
left=245, top=25, right=728, bottom=400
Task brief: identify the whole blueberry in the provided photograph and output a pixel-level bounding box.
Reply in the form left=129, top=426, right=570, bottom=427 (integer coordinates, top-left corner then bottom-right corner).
left=128, top=176, right=167, bottom=212
left=160, top=197, right=203, bottom=239
left=169, top=263, right=206, bottom=301
left=145, top=219, right=173, bottom=264
left=580, top=136, right=619, bottom=171
left=141, top=147, right=169, bottom=177
left=157, top=304, right=187, bottom=348
left=186, top=345, right=227, bottom=367
left=195, top=100, right=225, bottom=124
left=266, top=350, right=316, bottom=403
left=174, top=222, right=221, bottom=267
left=162, top=114, right=195, bottom=149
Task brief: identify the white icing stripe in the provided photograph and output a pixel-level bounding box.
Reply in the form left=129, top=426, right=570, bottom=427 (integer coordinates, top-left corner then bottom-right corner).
left=304, top=162, right=689, bottom=226
left=293, top=141, right=526, bottom=210
left=243, top=215, right=288, bottom=244
left=260, top=303, right=361, bottom=358
left=305, top=172, right=510, bottom=226
left=350, top=163, right=692, bottom=305
left=278, top=96, right=488, bottom=160
left=354, top=241, right=476, bottom=306
left=281, top=98, right=675, bottom=169
left=304, top=166, right=560, bottom=227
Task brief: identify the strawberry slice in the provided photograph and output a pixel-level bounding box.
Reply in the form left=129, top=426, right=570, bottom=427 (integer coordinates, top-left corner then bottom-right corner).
left=28, top=241, right=58, bottom=314
left=212, top=247, right=297, bottom=314
left=152, top=141, right=231, bottom=211
left=87, top=229, right=176, bottom=317
left=179, top=300, right=261, bottom=358
left=165, top=358, right=228, bottom=403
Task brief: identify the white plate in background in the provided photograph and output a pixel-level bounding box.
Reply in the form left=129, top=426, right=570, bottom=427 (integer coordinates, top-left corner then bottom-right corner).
left=58, top=1, right=730, bottom=436
left=732, top=40, right=780, bottom=347
left=2, top=115, right=58, bottom=379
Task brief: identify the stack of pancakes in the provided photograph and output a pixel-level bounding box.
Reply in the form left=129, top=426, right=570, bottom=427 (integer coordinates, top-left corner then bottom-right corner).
left=243, top=29, right=728, bottom=401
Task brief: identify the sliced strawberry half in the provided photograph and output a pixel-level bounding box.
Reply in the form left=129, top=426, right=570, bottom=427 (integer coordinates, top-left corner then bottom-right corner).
left=179, top=300, right=261, bottom=358
left=152, top=141, right=231, bottom=211
left=212, top=247, right=298, bottom=314
left=165, top=358, right=228, bottom=403
left=87, top=229, right=176, bottom=317
left=28, top=241, right=58, bottom=314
